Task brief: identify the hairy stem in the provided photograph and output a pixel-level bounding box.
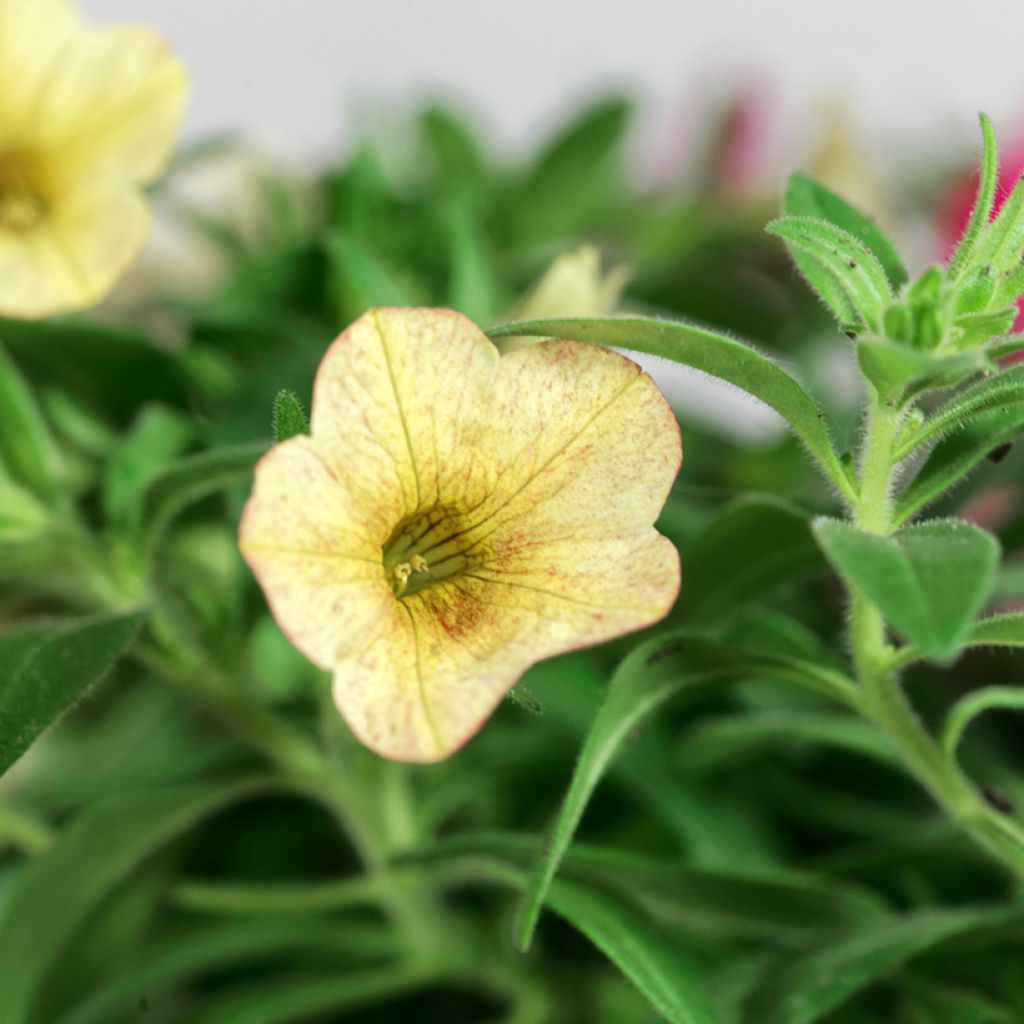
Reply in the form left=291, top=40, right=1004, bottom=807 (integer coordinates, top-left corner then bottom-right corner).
left=849, top=393, right=1024, bottom=877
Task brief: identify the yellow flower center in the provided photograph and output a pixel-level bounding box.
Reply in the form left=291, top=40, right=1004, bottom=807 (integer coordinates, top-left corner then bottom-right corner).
left=382, top=506, right=485, bottom=599
left=0, top=149, right=51, bottom=232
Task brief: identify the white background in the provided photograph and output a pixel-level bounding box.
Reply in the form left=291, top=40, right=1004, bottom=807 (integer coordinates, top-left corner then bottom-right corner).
left=80, top=0, right=1024, bottom=165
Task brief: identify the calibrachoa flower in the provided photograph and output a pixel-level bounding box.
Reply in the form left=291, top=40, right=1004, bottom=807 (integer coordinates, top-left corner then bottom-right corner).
left=239, top=308, right=681, bottom=762
left=0, top=0, right=187, bottom=318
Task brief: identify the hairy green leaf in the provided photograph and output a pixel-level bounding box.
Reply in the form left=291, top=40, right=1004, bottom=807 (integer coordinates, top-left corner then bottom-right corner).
left=784, top=172, right=907, bottom=289
left=966, top=612, right=1024, bottom=648
left=0, top=611, right=144, bottom=777
left=813, top=518, right=999, bottom=660
left=949, top=113, right=999, bottom=280
left=895, top=406, right=1024, bottom=524
left=767, top=216, right=892, bottom=331
left=942, top=685, right=1024, bottom=763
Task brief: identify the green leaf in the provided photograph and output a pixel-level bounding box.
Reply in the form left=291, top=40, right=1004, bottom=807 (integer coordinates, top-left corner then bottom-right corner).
left=766, top=216, right=893, bottom=332
left=948, top=113, right=999, bottom=280
left=514, top=632, right=858, bottom=951
left=966, top=612, right=1024, bottom=648
left=674, top=498, right=820, bottom=623
left=0, top=611, right=144, bottom=777
left=0, top=343, right=64, bottom=500
left=784, top=172, right=908, bottom=289
left=323, top=230, right=417, bottom=324
left=101, top=404, right=196, bottom=530
left=942, top=685, right=1024, bottom=763
left=486, top=316, right=855, bottom=502
left=813, top=518, right=1000, bottom=660
left=750, top=906, right=1020, bottom=1024
left=895, top=363, right=1024, bottom=458
left=894, top=406, right=1024, bottom=524
left=418, top=104, right=485, bottom=181
left=54, top=918, right=395, bottom=1024
left=0, top=471, right=49, bottom=542
left=675, top=709, right=900, bottom=779
left=139, top=442, right=266, bottom=551
left=271, top=389, right=309, bottom=444
left=426, top=850, right=722, bottom=1024
left=856, top=338, right=990, bottom=403
left=970, top=173, right=1024, bottom=277
left=514, top=97, right=632, bottom=242
left=441, top=196, right=503, bottom=323
left=0, top=779, right=270, bottom=1023
left=513, top=636, right=743, bottom=950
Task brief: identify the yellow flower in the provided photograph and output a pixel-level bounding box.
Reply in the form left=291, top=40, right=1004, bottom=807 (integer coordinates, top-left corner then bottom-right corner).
left=0, top=0, right=187, bottom=318
left=500, top=245, right=630, bottom=352
left=239, top=308, right=681, bottom=762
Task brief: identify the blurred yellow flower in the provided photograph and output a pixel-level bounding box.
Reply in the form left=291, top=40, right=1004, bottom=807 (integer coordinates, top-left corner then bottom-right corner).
left=240, top=308, right=680, bottom=762
left=0, top=0, right=187, bottom=318
left=500, top=245, right=630, bottom=351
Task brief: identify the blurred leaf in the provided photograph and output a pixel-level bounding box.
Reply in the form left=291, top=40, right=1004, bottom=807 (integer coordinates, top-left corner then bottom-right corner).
left=441, top=197, right=504, bottom=323
left=271, top=389, right=309, bottom=444
left=102, top=405, right=196, bottom=530
left=675, top=709, right=899, bottom=779
left=747, top=906, right=1021, bottom=1024
left=487, top=316, right=855, bottom=501
left=676, top=498, right=819, bottom=624
left=0, top=779, right=270, bottom=1024
left=0, top=343, right=64, bottom=500
left=56, top=918, right=396, bottom=1024
left=324, top=230, right=417, bottom=325
left=784, top=172, right=908, bottom=289
left=0, top=611, right=144, bottom=777
left=418, top=104, right=486, bottom=181
left=139, top=442, right=266, bottom=551
left=941, top=685, right=1024, bottom=763
left=894, top=406, right=1024, bottom=524
left=813, top=518, right=999, bottom=660
left=432, top=851, right=722, bottom=1024
left=188, top=965, right=453, bottom=1024
left=513, top=97, right=632, bottom=242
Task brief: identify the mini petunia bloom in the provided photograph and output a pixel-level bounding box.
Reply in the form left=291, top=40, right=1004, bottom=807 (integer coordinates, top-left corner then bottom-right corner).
left=239, top=308, right=681, bottom=762
left=0, top=0, right=188, bottom=318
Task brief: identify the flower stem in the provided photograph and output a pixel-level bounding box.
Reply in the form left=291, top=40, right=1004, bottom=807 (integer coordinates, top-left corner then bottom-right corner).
left=849, top=393, right=1024, bottom=877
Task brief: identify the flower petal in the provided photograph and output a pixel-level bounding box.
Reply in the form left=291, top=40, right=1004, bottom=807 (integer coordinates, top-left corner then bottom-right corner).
left=310, top=307, right=500, bottom=521
left=32, top=23, right=188, bottom=185
left=0, top=0, right=79, bottom=136
left=0, top=186, right=147, bottom=318
left=238, top=436, right=392, bottom=670
left=334, top=530, right=678, bottom=763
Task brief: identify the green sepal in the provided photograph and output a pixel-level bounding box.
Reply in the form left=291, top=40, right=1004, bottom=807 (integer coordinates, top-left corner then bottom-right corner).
left=271, top=389, right=309, bottom=444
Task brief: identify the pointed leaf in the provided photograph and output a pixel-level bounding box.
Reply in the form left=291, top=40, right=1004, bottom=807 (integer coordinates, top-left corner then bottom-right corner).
left=895, top=406, right=1024, bottom=523
left=785, top=172, right=907, bottom=288
left=0, top=611, right=144, bottom=777
left=949, top=113, right=999, bottom=279
left=966, top=612, right=1024, bottom=648
left=767, top=216, right=892, bottom=331
left=271, top=389, right=308, bottom=444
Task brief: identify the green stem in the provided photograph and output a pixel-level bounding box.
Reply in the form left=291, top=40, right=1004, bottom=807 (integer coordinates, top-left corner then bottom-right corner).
left=849, top=393, right=1024, bottom=877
